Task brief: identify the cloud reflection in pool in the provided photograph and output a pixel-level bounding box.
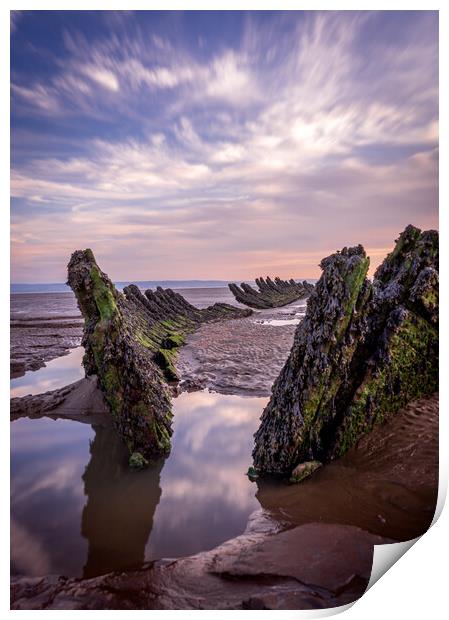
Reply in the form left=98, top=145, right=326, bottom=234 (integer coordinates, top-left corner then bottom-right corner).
left=11, top=390, right=268, bottom=577
left=146, top=390, right=267, bottom=559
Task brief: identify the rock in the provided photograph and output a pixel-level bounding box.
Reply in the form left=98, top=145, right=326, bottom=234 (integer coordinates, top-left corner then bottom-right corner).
left=252, top=225, right=438, bottom=475
left=67, top=249, right=251, bottom=463
left=247, top=466, right=259, bottom=481
left=11, top=382, right=78, bottom=417
left=229, top=276, right=313, bottom=309
left=289, top=461, right=322, bottom=483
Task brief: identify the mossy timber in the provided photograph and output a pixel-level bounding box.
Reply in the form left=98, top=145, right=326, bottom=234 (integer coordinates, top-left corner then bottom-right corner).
left=252, top=225, right=439, bottom=477
left=229, top=276, right=314, bottom=309
left=67, top=250, right=252, bottom=464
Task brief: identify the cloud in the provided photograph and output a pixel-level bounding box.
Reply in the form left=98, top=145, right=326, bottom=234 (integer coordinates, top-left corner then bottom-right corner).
left=11, top=11, right=438, bottom=282
left=12, top=17, right=261, bottom=115
left=120, top=58, right=196, bottom=90
left=11, top=83, right=60, bottom=112
left=11, top=519, right=52, bottom=575
left=81, top=65, right=120, bottom=91
left=205, top=50, right=259, bottom=105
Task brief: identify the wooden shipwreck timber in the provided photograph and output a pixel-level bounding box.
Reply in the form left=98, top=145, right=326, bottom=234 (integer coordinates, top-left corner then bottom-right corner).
left=67, top=249, right=251, bottom=467
left=228, top=276, right=314, bottom=309
left=67, top=224, right=438, bottom=479
left=251, top=225, right=439, bottom=479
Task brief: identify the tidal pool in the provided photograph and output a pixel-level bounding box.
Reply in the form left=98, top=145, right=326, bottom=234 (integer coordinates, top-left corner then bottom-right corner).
left=256, top=318, right=301, bottom=326
left=11, top=388, right=267, bottom=578
left=10, top=347, right=85, bottom=398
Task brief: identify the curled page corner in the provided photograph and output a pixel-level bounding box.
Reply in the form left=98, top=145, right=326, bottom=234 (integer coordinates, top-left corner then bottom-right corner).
left=367, top=537, right=419, bottom=591
left=366, top=472, right=447, bottom=594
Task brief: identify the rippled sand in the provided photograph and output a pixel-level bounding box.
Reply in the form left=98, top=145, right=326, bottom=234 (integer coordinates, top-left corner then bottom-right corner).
left=177, top=303, right=306, bottom=396
left=257, top=393, right=439, bottom=543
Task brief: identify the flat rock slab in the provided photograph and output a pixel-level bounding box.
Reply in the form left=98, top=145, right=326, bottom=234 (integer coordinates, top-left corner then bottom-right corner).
left=210, top=522, right=391, bottom=593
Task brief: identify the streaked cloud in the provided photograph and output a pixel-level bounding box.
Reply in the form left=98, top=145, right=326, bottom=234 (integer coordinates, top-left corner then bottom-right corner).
left=11, top=519, right=52, bottom=575
left=81, top=65, right=120, bottom=92
left=11, top=11, right=438, bottom=282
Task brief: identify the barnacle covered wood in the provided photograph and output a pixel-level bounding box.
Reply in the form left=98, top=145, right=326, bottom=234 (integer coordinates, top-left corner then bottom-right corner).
left=252, top=225, right=438, bottom=476
left=229, top=276, right=314, bottom=309
left=67, top=249, right=251, bottom=463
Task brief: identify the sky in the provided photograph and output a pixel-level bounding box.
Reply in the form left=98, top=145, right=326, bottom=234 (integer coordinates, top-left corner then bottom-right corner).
left=10, top=10, right=438, bottom=283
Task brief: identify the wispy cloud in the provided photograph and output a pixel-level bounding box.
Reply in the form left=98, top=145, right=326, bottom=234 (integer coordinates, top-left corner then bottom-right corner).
left=11, top=11, right=438, bottom=282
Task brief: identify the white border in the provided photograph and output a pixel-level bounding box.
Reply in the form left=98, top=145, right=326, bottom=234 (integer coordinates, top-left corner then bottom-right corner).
left=3, top=2, right=446, bottom=618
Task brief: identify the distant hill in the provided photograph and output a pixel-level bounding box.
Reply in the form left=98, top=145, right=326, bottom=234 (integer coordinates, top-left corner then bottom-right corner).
left=11, top=280, right=230, bottom=294
left=11, top=279, right=317, bottom=294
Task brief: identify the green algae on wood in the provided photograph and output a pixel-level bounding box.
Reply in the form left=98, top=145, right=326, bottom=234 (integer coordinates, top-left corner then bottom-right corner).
left=90, top=265, right=118, bottom=321
left=246, top=466, right=259, bottom=481
left=252, top=225, right=439, bottom=478
left=67, top=249, right=252, bottom=465
left=68, top=250, right=173, bottom=462
left=129, top=452, right=149, bottom=469
left=154, top=348, right=179, bottom=382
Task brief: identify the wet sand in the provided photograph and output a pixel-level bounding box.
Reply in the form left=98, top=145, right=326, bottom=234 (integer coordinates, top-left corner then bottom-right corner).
left=177, top=302, right=305, bottom=395
left=177, top=317, right=297, bottom=395
left=257, top=393, right=439, bottom=543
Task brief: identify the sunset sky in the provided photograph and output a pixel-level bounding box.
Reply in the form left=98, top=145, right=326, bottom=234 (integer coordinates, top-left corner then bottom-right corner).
left=11, top=10, right=438, bottom=283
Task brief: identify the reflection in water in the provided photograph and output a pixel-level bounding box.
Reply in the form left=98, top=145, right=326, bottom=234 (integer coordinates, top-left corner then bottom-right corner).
left=81, top=425, right=164, bottom=578
left=256, top=318, right=301, bottom=326
left=11, top=417, right=93, bottom=577
left=146, top=391, right=265, bottom=559
left=10, top=347, right=85, bottom=398
left=11, top=390, right=268, bottom=577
